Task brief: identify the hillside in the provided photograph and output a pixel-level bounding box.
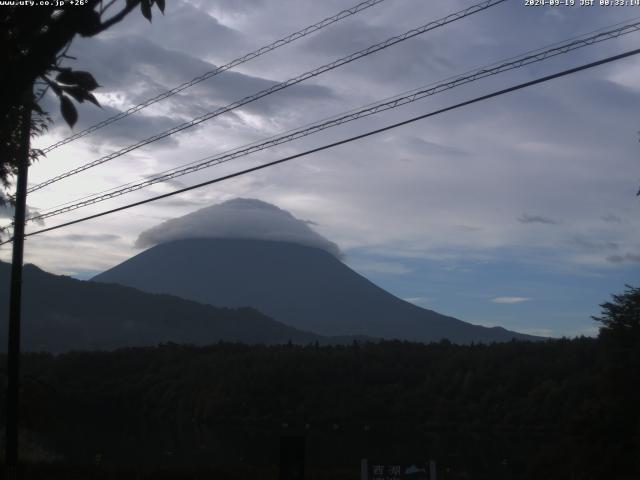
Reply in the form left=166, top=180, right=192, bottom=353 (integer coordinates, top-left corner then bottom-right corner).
left=0, top=261, right=342, bottom=352
left=94, top=238, right=538, bottom=343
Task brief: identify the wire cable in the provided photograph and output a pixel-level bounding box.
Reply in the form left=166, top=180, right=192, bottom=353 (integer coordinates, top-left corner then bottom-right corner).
left=26, top=19, right=640, bottom=223
left=33, top=15, right=640, bottom=216
left=28, top=0, right=507, bottom=194
left=39, top=0, right=391, bottom=154
left=3, top=46, right=636, bottom=245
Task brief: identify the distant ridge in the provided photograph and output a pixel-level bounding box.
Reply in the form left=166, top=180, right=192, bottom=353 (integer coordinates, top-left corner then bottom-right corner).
left=94, top=238, right=539, bottom=343
left=0, top=261, right=361, bottom=353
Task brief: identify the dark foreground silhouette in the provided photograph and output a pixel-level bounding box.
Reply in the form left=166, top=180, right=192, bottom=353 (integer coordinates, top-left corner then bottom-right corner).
left=0, top=261, right=367, bottom=352
left=0, top=334, right=638, bottom=479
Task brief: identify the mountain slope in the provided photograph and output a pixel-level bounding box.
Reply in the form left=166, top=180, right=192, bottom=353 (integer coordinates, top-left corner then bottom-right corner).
left=93, top=238, right=537, bottom=343
left=0, top=261, right=339, bottom=353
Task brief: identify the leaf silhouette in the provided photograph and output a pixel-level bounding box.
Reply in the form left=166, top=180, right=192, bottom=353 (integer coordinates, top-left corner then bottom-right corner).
left=56, top=70, right=99, bottom=91
left=141, top=0, right=152, bottom=22
left=60, top=95, right=78, bottom=128
left=85, top=92, right=101, bottom=108
left=61, top=85, right=86, bottom=103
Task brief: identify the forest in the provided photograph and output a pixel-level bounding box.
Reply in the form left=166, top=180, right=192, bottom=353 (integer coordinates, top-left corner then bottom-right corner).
left=0, top=286, right=638, bottom=479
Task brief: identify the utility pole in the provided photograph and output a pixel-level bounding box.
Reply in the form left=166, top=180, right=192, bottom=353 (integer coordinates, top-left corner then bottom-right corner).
left=5, top=95, right=32, bottom=480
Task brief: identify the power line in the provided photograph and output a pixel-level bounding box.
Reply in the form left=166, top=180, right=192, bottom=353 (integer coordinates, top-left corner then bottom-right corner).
left=4, top=47, right=637, bottom=245
left=31, top=15, right=640, bottom=218
left=25, top=19, right=640, bottom=224
left=28, top=0, right=507, bottom=194
left=39, top=0, right=390, bottom=154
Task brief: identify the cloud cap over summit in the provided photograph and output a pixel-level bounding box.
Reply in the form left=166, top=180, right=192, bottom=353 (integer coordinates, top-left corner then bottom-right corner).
left=135, top=198, right=343, bottom=259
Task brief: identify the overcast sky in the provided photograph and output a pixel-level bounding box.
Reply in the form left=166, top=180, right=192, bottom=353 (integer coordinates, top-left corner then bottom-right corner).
left=2, top=0, right=639, bottom=337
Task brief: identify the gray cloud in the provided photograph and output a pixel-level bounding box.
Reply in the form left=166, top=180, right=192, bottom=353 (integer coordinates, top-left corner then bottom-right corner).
left=189, top=0, right=266, bottom=15
left=111, top=1, right=247, bottom=60
left=67, top=34, right=333, bottom=114
left=38, top=89, right=181, bottom=150
left=299, top=13, right=461, bottom=88
left=135, top=198, right=343, bottom=258
left=59, top=234, right=122, bottom=242
left=152, top=197, right=209, bottom=209
left=491, top=296, right=531, bottom=304
left=606, top=253, right=640, bottom=264
left=570, top=235, right=618, bottom=252
left=518, top=213, right=558, bottom=225
left=303, top=20, right=394, bottom=56
left=348, top=258, right=412, bottom=275
left=402, top=135, right=468, bottom=157
left=453, top=225, right=483, bottom=232
left=141, top=176, right=186, bottom=189
left=602, top=213, right=622, bottom=223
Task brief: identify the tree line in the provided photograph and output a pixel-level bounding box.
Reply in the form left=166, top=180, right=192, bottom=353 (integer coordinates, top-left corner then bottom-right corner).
left=0, top=286, right=637, bottom=479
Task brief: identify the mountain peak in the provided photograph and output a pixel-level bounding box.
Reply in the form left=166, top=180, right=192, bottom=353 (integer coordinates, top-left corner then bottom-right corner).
left=135, top=198, right=343, bottom=259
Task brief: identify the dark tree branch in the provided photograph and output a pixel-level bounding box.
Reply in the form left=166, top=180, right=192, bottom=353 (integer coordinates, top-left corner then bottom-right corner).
left=87, top=1, right=139, bottom=35
left=100, top=0, right=120, bottom=16
left=0, top=0, right=163, bottom=192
